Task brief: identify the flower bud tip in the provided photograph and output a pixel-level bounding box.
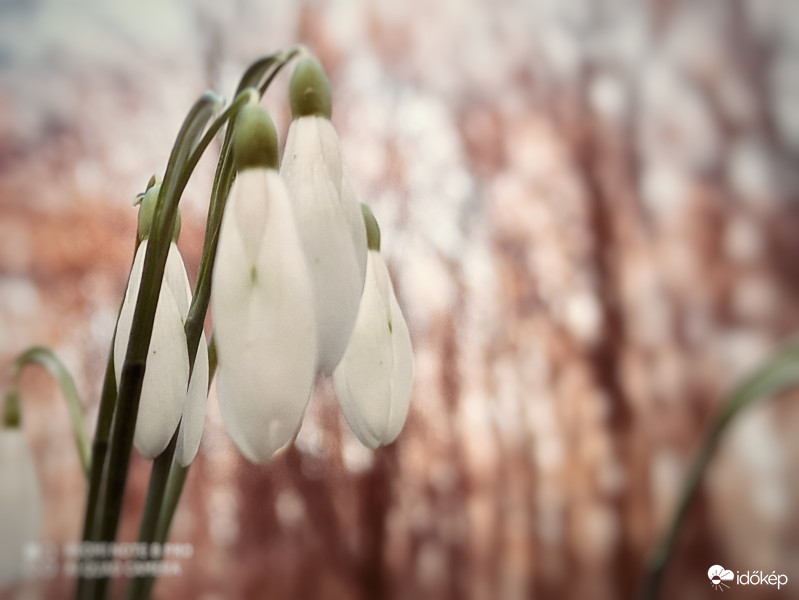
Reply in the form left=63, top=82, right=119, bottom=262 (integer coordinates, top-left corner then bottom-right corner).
left=289, top=57, right=332, bottom=120
left=361, top=203, right=381, bottom=252
left=232, top=104, right=279, bottom=171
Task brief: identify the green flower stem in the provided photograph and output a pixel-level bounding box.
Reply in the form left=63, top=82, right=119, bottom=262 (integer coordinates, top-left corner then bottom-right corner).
left=234, top=46, right=304, bottom=97
left=128, top=343, right=218, bottom=600
left=76, top=320, right=119, bottom=600
left=11, top=346, right=90, bottom=478
left=256, top=46, right=305, bottom=96
left=81, top=336, right=118, bottom=540
left=79, top=90, right=252, bottom=574
left=129, top=461, right=190, bottom=600
left=124, top=432, right=178, bottom=600
left=638, top=342, right=799, bottom=599
left=155, top=460, right=189, bottom=547
left=81, top=92, right=221, bottom=600
left=128, top=360, right=216, bottom=600
left=176, top=88, right=259, bottom=204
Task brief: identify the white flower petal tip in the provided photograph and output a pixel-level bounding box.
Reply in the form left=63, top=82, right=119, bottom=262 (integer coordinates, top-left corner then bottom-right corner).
left=114, top=241, right=193, bottom=459
left=175, top=331, right=210, bottom=467
left=0, top=430, right=41, bottom=587
left=334, top=250, right=414, bottom=449
left=212, top=169, right=318, bottom=465
left=281, top=116, right=368, bottom=375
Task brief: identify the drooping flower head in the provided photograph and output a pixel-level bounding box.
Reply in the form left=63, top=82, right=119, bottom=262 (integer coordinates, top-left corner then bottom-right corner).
left=211, top=104, right=317, bottom=464
left=114, top=184, right=209, bottom=460
left=0, top=392, right=41, bottom=588
left=333, top=205, right=414, bottom=448
left=281, top=57, right=368, bottom=375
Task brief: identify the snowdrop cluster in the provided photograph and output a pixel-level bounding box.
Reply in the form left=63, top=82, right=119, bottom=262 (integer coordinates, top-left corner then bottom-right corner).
left=211, top=57, right=413, bottom=462
left=115, top=57, right=413, bottom=466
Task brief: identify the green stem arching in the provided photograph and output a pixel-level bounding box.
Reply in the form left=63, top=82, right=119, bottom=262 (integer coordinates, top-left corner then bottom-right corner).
left=81, top=92, right=221, bottom=600
left=11, top=346, right=91, bottom=478
left=638, top=342, right=799, bottom=599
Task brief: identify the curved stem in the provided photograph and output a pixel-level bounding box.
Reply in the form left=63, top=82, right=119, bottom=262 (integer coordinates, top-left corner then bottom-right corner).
left=638, top=342, right=799, bottom=599
left=80, top=92, right=221, bottom=600
left=12, top=346, right=90, bottom=478
left=257, top=46, right=305, bottom=96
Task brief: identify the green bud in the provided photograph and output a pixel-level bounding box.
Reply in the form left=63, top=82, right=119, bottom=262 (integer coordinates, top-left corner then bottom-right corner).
left=289, top=57, right=332, bottom=120
left=361, top=203, right=381, bottom=252
left=232, top=104, right=279, bottom=171
left=145, top=173, right=161, bottom=191
left=3, top=389, right=21, bottom=428
left=137, top=184, right=181, bottom=243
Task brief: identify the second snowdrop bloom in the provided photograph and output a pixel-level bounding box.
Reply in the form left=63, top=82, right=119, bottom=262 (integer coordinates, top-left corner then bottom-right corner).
left=0, top=396, right=41, bottom=588
left=212, top=104, right=317, bottom=464
left=334, top=206, right=413, bottom=449
left=281, top=57, right=368, bottom=374
left=114, top=184, right=209, bottom=460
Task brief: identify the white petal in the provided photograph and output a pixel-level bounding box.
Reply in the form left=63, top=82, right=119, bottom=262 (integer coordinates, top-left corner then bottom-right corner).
left=334, top=251, right=414, bottom=448
left=386, top=275, right=414, bottom=442
left=113, top=241, right=148, bottom=388
left=175, top=331, right=210, bottom=467
left=230, top=170, right=269, bottom=264
left=0, top=430, right=41, bottom=587
left=212, top=169, right=317, bottom=464
left=114, top=240, right=191, bottom=459
left=163, top=242, right=192, bottom=319
left=282, top=116, right=368, bottom=374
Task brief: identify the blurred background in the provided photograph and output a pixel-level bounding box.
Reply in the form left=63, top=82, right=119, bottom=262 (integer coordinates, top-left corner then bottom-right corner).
left=1, top=0, right=799, bottom=598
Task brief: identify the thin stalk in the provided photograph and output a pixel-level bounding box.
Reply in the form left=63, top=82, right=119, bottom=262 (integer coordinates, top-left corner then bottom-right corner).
left=131, top=359, right=219, bottom=600
left=81, top=338, right=118, bottom=541
left=638, top=342, right=799, bottom=599
left=257, top=46, right=305, bottom=96
left=124, top=433, right=178, bottom=600
left=77, top=263, right=127, bottom=600
left=12, top=346, right=90, bottom=478
left=129, top=462, right=189, bottom=600
left=176, top=88, right=259, bottom=205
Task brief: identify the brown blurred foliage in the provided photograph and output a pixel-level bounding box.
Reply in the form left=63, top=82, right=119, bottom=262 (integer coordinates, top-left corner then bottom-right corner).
left=1, top=1, right=799, bottom=599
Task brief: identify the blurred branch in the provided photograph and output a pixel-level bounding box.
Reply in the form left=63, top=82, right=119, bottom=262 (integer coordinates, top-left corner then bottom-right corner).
left=638, top=341, right=799, bottom=599
left=12, top=346, right=90, bottom=479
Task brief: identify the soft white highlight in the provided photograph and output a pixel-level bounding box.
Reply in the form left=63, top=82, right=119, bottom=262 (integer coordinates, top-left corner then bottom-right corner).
left=334, top=250, right=413, bottom=448
left=211, top=169, right=317, bottom=464
left=115, top=241, right=188, bottom=458
left=281, top=116, right=368, bottom=374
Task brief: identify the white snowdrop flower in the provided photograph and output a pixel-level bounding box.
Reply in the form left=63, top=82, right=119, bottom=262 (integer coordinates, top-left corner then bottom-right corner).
left=0, top=420, right=41, bottom=587
left=211, top=105, right=317, bottom=464
left=175, top=330, right=209, bottom=466
left=334, top=206, right=413, bottom=448
left=281, top=57, right=368, bottom=374
left=114, top=185, right=209, bottom=460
